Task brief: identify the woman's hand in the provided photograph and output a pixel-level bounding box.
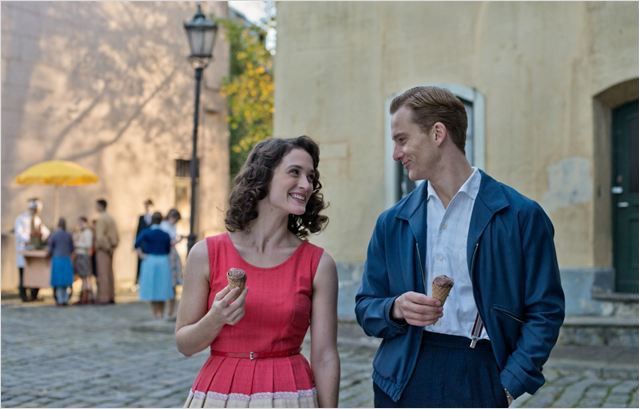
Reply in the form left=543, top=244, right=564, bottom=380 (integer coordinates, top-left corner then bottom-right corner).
left=207, top=285, right=248, bottom=326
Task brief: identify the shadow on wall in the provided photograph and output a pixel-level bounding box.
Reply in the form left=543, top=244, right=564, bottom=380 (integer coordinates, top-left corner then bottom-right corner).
left=2, top=2, right=212, bottom=290
left=3, top=2, right=197, bottom=184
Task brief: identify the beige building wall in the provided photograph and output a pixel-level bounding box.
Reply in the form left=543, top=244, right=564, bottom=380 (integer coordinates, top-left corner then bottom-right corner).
left=1, top=2, right=230, bottom=291
left=275, top=2, right=638, bottom=272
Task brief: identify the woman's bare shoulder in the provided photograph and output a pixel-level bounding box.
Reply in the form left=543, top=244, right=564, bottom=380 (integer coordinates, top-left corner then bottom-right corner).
left=185, top=239, right=210, bottom=279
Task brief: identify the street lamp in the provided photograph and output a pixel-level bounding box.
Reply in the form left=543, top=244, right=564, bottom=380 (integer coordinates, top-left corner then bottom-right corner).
left=184, top=3, right=218, bottom=253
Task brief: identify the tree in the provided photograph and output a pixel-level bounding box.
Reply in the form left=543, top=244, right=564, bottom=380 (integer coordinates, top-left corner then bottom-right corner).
left=218, top=18, right=274, bottom=178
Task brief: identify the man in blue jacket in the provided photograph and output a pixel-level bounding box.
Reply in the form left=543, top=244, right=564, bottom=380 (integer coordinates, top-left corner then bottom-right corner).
left=355, top=86, right=565, bottom=407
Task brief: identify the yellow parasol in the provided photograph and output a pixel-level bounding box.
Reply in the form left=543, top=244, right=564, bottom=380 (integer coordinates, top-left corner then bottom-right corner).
left=15, top=160, right=99, bottom=222
left=16, top=160, right=99, bottom=186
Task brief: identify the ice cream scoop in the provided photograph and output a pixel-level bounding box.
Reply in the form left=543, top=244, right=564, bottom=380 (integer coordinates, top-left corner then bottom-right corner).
left=227, top=268, right=246, bottom=300
left=431, top=274, right=454, bottom=305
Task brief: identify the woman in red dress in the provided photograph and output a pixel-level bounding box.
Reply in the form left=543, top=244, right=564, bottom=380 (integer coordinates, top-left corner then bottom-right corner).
left=177, top=136, right=340, bottom=408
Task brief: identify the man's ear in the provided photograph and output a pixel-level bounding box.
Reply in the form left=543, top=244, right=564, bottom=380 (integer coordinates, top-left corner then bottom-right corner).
left=432, top=122, right=447, bottom=145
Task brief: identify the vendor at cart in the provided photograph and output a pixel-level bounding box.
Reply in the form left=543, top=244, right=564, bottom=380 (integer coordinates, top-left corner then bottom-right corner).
left=14, top=197, right=50, bottom=302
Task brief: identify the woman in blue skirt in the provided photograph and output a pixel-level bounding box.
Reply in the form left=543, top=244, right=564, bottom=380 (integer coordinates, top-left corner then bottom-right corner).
left=48, top=218, right=75, bottom=306
left=135, top=211, right=173, bottom=319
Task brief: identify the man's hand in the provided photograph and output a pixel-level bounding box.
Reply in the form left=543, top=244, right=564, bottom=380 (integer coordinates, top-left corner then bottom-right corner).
left=504, top=388, right=514, bottom=407
left=392, top=291, right=443, bottom=326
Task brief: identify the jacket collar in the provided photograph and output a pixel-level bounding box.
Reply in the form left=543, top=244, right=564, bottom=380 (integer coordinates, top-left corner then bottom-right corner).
left=466, top=170, right=510, bottom=270
left=396, top=182, right=428, bottom=286
left=395, top=169, right=508, bottom=221
left=394, top=170, right=510, bottom=272
left=396, top=182, right=427, bottom=222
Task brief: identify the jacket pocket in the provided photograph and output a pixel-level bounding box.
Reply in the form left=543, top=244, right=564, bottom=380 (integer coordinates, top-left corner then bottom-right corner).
left=492, top=305, right=524, bottom=323
left=492, top=305, right=524, bottom=353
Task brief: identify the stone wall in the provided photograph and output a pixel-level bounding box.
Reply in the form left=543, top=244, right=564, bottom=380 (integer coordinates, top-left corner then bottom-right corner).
left=1, top=1, right=230, bottom=290
left=275, top=1, right=638, bottom=272
left=275, top=2, right=639, bottom=323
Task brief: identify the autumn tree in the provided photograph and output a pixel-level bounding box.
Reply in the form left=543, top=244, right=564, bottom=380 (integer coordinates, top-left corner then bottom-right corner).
left=218, top=17, right=274, bottom=178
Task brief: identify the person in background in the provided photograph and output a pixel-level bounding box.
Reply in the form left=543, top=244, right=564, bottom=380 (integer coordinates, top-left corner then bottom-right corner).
left=136, top=211, right=173, bottom=319
left=14, top=197, right=50, bottom=302
left=90, top=219, right=98, bottom=285
left=160, top=208, right=184, bottom=321
left=48, top=218, right=75, bottom=306
left=134, top=199, right=154, bottom=287
left=73, top=216, right=94, bottom=304
left=95, top=198, right=119, bottom=304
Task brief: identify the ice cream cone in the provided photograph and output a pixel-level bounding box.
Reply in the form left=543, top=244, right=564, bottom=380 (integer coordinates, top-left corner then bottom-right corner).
left=431, top=275, right=454, bottom=304
left=227, top=268, right=246, bottom=300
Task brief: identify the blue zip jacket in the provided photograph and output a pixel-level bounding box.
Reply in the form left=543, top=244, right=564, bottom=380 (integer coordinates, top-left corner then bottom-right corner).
left=355, top=170, right=565, bottom=402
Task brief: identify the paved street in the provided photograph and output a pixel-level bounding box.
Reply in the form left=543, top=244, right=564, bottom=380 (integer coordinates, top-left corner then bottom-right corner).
left=0, top=297, right=374, bottom=408
left=1, top=297, right=638, bottom=408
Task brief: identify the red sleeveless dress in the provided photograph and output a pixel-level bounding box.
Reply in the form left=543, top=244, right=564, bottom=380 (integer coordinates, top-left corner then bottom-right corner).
left=184, top=233, right=324, bottom=408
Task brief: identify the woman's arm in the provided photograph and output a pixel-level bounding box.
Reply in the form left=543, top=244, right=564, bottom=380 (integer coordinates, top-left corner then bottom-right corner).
left=175, top=239, right=248, bottom=357
left=310, top=252, right=340, bottom=408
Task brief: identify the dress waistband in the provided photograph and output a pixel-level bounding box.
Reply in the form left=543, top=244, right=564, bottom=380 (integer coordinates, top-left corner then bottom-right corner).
left=210, top=347, right=301, bottom=360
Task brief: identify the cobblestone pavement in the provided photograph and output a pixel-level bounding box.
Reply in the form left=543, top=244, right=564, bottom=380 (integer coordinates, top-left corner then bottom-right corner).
left=1, top=299, right=638, bottom=408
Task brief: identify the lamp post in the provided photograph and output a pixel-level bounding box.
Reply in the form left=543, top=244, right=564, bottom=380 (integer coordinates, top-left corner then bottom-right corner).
left=184, top=3, right=218, bottom=253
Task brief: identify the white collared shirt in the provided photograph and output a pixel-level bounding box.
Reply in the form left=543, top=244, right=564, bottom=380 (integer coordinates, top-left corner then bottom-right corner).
left=424, top=167, right=488, bottom=339
left=73, top=228, right=93, bottom=255
left=159, top=220, right=177, bottom=240
left=14, top=211, right=50, bottom=268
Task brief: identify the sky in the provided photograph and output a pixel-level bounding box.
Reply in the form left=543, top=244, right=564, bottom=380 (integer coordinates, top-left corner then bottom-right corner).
left=228, top=1, right=269, bottom=25
left=228, top=0, right=276, bottom=53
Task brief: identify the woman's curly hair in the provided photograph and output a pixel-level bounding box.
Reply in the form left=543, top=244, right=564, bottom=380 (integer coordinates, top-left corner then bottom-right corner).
left=225, top=135, right=329, bottom=239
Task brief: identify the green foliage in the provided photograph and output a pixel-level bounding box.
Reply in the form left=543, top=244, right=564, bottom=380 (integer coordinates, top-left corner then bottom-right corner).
left=217, top=18, right=274, bottom=178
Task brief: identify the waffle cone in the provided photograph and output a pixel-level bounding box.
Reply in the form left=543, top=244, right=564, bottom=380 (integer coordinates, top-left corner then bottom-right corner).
left=227, top=268, right=246, bottom=300
left=431, top=284, right=452, bottom=304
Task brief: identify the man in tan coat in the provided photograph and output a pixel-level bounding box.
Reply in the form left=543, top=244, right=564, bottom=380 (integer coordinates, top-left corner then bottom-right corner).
left=95, top=198, right=119, bottom=304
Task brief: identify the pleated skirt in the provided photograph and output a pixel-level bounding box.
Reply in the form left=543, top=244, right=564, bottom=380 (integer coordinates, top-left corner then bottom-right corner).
left=73, top=253, right=92, bottom=278
left=184, top=354, right=318, bottom=408
left=139, top=254, right=174, bottom=301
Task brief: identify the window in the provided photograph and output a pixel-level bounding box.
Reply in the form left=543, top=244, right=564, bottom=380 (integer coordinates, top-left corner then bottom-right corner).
left=384, top=84, right=485, bottom=205
left=174, top=159, right=193, bottom=235
left=175, top=159, right=192, bottom=178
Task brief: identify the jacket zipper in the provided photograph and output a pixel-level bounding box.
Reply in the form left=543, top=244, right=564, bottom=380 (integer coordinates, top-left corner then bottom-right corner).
left=493, top=306, right=525, bottom=323
left=394, top=240, right=428, bottom=400
left=469, top=242, right=479, bottom=280
left=469, top=242, right=484, bottom=346
left=415, top=240, right=426, bottom=349
left=415, top=241, right=426, bottom=289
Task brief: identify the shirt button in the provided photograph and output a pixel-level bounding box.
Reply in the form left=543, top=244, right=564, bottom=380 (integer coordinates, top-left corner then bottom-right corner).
left=441, top=223, right=447, bottom=230
left=437, top=255, right=444, bottom=262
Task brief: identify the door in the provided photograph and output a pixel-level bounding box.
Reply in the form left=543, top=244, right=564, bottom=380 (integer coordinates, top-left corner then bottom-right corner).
left=612, top=100, right=639, bottom=293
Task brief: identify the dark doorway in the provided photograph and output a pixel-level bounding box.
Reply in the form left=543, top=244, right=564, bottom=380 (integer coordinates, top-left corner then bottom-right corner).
left=612, top=100, right=639, bottom=293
